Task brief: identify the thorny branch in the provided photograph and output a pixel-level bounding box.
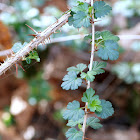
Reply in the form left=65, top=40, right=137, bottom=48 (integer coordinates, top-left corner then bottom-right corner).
left=0, top=12, right=70, bottom=76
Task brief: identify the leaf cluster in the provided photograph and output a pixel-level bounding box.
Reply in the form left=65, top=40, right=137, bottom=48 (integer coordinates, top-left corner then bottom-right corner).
left=96, top=31, right=120, bottom=60
left=61, top=62, right=106, bottom=90
left=82, top=88, right=102, bottom=112
left=68, top=1, right=112, bottom=28
left=64, top=88, right=114, bottom=140
left=85, top=31, right=120, bottom=60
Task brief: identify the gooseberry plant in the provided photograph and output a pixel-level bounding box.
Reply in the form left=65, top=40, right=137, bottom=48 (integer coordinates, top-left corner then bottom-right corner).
left=61, top=1, right=120, bottom=140
left=0, top=0, right=120, bottom=140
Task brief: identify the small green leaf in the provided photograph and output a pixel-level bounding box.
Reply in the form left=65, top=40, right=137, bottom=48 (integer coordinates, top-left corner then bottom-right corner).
left=66, top=128, right=83, bottom=140
left=94, top=1, right=112, bottom=18
left=67, top=118, right=84, bottom=127
left=87, top=117, right=103, bottom=129
left=63, top=100, right=85, bottom=121
left=82, top=88, right=95, bottom=103
left=67, top=63, right=87, bottom=74
left=101, top=31, right=120, bottom=42
left=61, top=71, right=82, bottom=90
left=88, top=6, right=93, bottom=14
left=81, top=71, right=96, bottom=82
left=88, top=95, right=102, bottom=112
left=90, top=61, right=107, bottom=74
left=25, top=50, right=40, bottom=63
left=78, top=123, right=82, bottom=130
left=71, top=2, right=89, bottom=13
left=95, top=100, right=114, bottom=119
left=12, top=42, right=28, bottom=53
left=97, top=40, right=119, bottom=60
left=73, top=11, right=91, bottom=28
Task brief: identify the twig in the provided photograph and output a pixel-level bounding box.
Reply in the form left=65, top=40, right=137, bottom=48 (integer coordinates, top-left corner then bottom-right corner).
left=0, top=12, right=70, bottom=76
left=118, top=35, right=140, bottom=39
left=82, top=0, right=95, bottom=139
left=0, top=34, right=139, bottom=57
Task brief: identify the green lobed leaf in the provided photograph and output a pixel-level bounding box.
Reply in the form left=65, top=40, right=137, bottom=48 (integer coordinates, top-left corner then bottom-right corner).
left=67, top=118, right=84, bottom=127
left=71, top=2, right=89, bottom=13
left=66, top=128, right=83, bottom=140
left=94, top=1, right=112, bottom=18
left=63, top=100, right=85, bottom=121
left=81, top=71, right=96, bottom=82
left=73, top=11, right=91, bottom=28
left=25, top=50, right=40, bottom=64
left=100, top=31, right=120, bottom=42
left=90, top=61, right=107, bottom=74
left=88, top=95, right=102, bottom=112
left=95, top=100, right=114, bottom=119
left=12, top=42, right=28, bottom=53
left=97, top=40, right=119, bottom=60
left=67, top=63, right=87, bottom=74
left=87, top=117, right=103, bottom=129
left=82, top=88, right=95, bottom=103
left=61, top=71, right=82, bottom=90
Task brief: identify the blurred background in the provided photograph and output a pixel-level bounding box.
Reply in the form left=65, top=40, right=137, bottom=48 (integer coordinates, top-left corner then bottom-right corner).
left=0, top=0, right=140, bottom=140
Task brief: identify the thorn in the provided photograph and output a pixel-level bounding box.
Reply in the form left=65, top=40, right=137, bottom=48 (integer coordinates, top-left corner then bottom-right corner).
left=56, top=19, right=59, bottom=23
left=28, top=34, right=37, bottom=37
left=25, top=24, right=38, bottom=34
left=15, top=64, right=18, bottom=76
left=54, top=17, right=58, bottom=21
left=54, top=31, right=58, bottom=33
left=44, top=39, right=47, bottom=44
left=48, top=37, right=51, bottom=43
left=42, top=41, right=46, bottom=48
left=46, top=38, right=49, bottom=43
left=35, top=44, right=38, bottom=50
left=29, top=45, right=32, bottom=50
left=18, top=63, right=26, bottom=72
